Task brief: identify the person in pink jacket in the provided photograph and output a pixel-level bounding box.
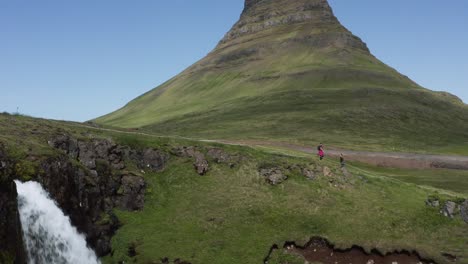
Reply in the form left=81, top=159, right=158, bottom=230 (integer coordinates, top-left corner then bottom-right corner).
left=317, top=143, right=324, bottom=160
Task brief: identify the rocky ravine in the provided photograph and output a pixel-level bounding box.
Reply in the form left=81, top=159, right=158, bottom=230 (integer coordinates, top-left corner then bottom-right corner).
left=0, top=135, right=170, bottom=262
left=0, top=133, right=240, bottom=263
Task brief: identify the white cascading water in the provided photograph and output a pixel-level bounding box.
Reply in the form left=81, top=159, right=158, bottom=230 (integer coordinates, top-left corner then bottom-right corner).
left=14, top=180, right=100, bottom=264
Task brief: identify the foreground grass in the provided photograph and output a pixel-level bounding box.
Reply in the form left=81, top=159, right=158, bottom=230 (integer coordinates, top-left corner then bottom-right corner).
left=103, top=144, right=467, bottom=264
left=347, top=162, right=468, bottom=196
left=1, top=114, right=466, bottom=263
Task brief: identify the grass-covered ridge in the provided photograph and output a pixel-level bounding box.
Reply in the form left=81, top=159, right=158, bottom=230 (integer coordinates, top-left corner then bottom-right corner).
left=93, top=0, right=468, bottom=153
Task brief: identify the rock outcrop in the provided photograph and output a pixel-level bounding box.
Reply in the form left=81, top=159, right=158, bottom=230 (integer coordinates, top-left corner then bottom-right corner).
left=440, top=201, right=459, bottom=219
left=115, top=174, right=146, bottom=211
left=1, top=134, right=173, bottom=259
left=425, top=197, right=440, bottom=208
left=37, top=155, right=121, bottom=256
left=260, top=167, right=287, bottom=185
left=323, top=166, right=333, bottom=177
left=221, top=0, right=368, bottom=53
left=32, top=135, right=169, bottom=256
left=172, top=147, right=209, bottom=175
left=138, top=148, right=169, bottom=172
left=301, top=167, right=316, bottom=180
left=49, top=136, right=128, bottom=170
left=425, top=196, right=468, bottom=224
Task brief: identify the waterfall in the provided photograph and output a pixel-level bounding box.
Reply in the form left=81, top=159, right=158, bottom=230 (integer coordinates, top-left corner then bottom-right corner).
left=14, top=180, right=100, bottom=264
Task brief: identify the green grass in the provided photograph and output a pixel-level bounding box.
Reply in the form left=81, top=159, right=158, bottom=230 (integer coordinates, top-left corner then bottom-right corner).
left=2, top=114, right=467, bottom=264
left=101, top=141, right=468, bottom=264
left=347, top=161, right=468, bottom=196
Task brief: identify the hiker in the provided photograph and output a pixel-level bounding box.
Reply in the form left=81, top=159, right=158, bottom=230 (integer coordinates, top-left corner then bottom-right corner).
left=340, top=153, right=345, bottom=168
left=317, top=143, right=324, bottom=160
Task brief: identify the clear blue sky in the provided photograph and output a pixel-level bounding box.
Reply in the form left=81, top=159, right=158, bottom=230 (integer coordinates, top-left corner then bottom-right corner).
left=1, top=0, right=467, bottom=122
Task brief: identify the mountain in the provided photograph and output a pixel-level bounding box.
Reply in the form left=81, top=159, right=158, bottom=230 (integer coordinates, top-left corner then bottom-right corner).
left=95, top=0, right=468, bottom=152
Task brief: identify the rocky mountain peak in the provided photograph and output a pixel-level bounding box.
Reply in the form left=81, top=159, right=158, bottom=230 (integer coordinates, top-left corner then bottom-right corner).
left=219, top=0, right=367, bottom=52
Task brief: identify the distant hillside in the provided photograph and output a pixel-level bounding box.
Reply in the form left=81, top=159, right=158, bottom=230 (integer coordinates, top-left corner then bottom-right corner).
left=95, top=0, right=468, bottom=153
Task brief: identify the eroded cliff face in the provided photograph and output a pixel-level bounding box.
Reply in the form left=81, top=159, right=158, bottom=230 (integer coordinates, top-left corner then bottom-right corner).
left=218, top=0, right=368, bottom=52
left=0, top=148, right=26, bottom=264
left=184, top=0, right=371, bottom=75
left=40, top=135, right=169, bottom=256
left=0, top=135, right=169, bottom=258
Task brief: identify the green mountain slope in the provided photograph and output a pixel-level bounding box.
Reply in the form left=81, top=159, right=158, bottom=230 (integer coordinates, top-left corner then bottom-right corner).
left=95, top=0, right=468, bottom=152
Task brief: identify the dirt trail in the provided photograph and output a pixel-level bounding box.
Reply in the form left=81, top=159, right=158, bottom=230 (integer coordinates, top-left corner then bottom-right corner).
left=213, top=139, right=468, bottom=170
left=73, top=124, right=468, bottom=170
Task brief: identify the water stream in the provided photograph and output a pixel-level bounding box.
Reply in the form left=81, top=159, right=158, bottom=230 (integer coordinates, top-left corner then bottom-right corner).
left=15, top=180, right=100, bottom=264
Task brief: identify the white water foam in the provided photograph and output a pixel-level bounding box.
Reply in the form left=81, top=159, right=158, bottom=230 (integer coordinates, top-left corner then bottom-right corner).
left=14, top=180, right=100, bottom=264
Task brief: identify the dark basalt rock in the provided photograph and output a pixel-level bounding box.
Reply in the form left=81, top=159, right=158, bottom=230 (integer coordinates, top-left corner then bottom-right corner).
left=49, top=134, right=170, bottom=173
left=138, top=148, right=169, bottom=172
left=48, top=134, right=79, bottom=159
left=33, top=135, right=168, bottom=256
left=0, top=148, right=27, bottom=264
left=49, top=135, right=127, bottom=171
left=37, top=156, right=121, bottom=257
left=78, top=139, right=126, bottom=170
left=115, top=174, right=146, bottom=211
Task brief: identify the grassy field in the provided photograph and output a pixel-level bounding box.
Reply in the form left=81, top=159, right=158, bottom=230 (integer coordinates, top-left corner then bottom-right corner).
left=347, top=161, right=468, bottom=196
left=101, top=136, right=467, bottom=264
left=1, top=114, right=467, bottom=264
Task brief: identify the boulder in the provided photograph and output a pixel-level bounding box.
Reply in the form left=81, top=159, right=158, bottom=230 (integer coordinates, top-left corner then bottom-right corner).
left=301, top=168, right=316, bottom=180
left=172, top=147, right=209, bottom=175
left=206, top=148, right=230, bottom=162
left=425, top=197, right=440, bottom=208
left=260, top=168, right=287, bottom=185
left=323, top=166, right=333, bottom=177
left=461, top=200, right=468, bottom=223
left=440, top=201, right=458, bottom=218
left=193, top=151, right=209, bottom=175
